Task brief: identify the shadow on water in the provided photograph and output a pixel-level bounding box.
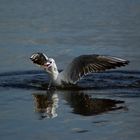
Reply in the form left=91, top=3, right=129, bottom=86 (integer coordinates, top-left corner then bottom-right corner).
left=0, top=70, right=140, bottom=90
left=32, top=89, right=126, bottom=119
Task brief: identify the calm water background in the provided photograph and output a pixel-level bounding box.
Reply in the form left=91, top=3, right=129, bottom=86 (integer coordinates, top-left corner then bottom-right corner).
left=0, top=0, right=140, bottom=140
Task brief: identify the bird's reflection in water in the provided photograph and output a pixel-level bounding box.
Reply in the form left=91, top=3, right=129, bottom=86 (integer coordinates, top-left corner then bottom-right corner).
left=33, top=90, right=59, bottom=119
left=32, top=90, right=126, bottom=119
left=64, top=91, right=125, bottom=116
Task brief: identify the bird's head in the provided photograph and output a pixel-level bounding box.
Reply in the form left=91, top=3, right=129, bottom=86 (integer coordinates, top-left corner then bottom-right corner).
left=30, top=53, right=57, bottom=74
left=43, top=58, right=56, bottom=70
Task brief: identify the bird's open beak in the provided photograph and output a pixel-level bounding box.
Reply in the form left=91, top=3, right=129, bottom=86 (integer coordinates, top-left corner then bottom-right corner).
left=43, top=61, right=52, bottom=68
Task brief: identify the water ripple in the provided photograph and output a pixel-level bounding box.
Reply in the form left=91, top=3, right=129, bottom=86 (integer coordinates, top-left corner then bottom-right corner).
left=0, top=70, right=140, bottom=91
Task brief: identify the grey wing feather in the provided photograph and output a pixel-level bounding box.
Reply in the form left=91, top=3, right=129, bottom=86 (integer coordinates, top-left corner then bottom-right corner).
left=60, top=54, right=129, bottom=84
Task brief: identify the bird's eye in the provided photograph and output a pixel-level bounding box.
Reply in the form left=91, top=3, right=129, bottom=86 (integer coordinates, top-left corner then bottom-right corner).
left=50, top=61, right=52, bottom=64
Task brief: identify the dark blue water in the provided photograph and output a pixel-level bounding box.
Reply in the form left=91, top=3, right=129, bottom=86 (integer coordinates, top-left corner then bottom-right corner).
left=0, top=0, right=140, bottom=140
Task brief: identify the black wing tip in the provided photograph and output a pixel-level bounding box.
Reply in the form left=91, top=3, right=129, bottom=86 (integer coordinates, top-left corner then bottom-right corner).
left=126, top=60, right=130, bottom=64
left=115, top=59, right=129, bottom=67
left=122, top=60, right=130, bottom=66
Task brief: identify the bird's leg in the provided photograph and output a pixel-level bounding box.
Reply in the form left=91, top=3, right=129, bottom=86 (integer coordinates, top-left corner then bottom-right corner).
left=47, top=80, right=52, bottom=90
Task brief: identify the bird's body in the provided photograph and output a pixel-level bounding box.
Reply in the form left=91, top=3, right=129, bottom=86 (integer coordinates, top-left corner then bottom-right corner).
left=30, top=53, right=129, bottom=89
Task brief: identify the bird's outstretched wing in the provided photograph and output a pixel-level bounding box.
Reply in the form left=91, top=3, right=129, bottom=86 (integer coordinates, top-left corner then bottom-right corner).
left=60, top=54, right=129, bottom=84
left=30, top=53, right=48, bottom=65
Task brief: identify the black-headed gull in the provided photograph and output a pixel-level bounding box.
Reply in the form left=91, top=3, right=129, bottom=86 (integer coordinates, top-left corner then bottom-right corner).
left=30, top=53, right=129, bottom=89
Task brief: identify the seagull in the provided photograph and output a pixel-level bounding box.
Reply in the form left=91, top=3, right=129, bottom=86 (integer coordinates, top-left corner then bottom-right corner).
left=30, top=52, right=129, bottom=89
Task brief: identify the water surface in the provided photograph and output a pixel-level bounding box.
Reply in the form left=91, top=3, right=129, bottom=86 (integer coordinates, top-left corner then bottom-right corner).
left=0, top=0, right=140, bottom=140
